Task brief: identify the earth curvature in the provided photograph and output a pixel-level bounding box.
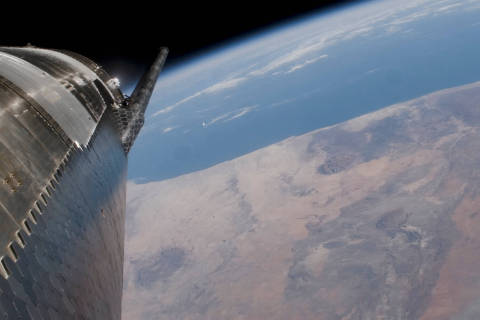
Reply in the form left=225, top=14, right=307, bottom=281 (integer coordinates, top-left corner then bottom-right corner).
left=123, top=1, right=480, bottom=319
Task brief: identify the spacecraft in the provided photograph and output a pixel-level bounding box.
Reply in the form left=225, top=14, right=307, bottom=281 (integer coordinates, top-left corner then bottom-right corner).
left=0, top=46, right=167, bottom=318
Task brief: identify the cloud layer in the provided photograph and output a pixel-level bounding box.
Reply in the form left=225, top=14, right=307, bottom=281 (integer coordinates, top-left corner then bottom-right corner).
left=149, top=0, right=478, bottom=121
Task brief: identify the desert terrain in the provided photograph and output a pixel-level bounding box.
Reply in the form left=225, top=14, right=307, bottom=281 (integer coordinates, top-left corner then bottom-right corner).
left=123, top=82, right=480, bottom=319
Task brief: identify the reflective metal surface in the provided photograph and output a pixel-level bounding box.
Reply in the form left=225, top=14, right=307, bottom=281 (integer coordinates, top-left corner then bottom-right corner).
left=0, top=46, right=165, bottom=318
left=57, top=49, right=125, bottom=105
left=0, top=47, right=113, bottom=121
left=0, top=51, right=97, bottom=147
left=0, top=113, right=126, bottom=318
left=0, top=74, right=70, bottom=264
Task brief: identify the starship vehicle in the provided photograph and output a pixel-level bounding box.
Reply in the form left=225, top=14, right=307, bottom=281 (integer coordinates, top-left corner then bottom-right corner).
left=0, top=46, right=167, bottom=318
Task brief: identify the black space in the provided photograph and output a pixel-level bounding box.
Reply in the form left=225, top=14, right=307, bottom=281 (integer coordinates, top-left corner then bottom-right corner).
left=2, top=1, right=362, bottom=86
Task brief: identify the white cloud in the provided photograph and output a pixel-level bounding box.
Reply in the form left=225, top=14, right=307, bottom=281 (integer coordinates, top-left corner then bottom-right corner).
left=436, top=3, right=461, bottom=12
left=226, top=105, right=257, bottom=121
left=388, top=11, right=429, bottom=26
left=249, top=43, right=327, bottom=76
left=285, top=55, right=328, bottom=74
left=162, top=126, right=177, bottom=133
left=204, top=105, right=258, bottom=127
left=341, top=26, right=374, bottom=40
left=151, top=0, right=474, bottom=118
left=203, top=77, right=247, bottom=94
left=286, top=66, right=305, bottom=74
left=366, top=68, right=380, bottom=75
left=153, top=77, right=247, bottom=116
left=270, top=97, right=298, bottom=108
left=205, top=113, right=231, bottom=127
left=154, top=96, right=196, bottom=116
left=384, top=0, right=472, bottom=31
left=153, top=43, right=328, bottom=116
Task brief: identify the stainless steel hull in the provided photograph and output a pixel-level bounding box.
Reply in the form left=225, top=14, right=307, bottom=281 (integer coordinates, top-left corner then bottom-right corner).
left=0, top=112, right=126, bottom=319
left=0, top=47, right=166, bottom=319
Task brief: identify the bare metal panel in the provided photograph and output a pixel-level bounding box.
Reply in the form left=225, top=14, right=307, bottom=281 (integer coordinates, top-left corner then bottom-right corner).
left=0, top=203, right=21, bottom=262
left=0, top=114, right=126, bottom=319
left=57, top=49, right=125, bottom=105
left=0, top=51, right=96, bottom=147
left=0, top=82, right=69, bottom=164
left=0, top=84, right=67, bottom=255
left=0, top=48, right=112, bottom=121
left=0, top=45, right=165, bottom=319
left=0, top=139, right=43, bottom=225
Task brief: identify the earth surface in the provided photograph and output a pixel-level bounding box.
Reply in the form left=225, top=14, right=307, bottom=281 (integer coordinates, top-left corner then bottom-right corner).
left=122, top=0, right=480, bottom=319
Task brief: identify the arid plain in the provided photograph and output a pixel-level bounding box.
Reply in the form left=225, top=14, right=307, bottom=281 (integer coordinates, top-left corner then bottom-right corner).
left=123, top=82, right=480, bottom=319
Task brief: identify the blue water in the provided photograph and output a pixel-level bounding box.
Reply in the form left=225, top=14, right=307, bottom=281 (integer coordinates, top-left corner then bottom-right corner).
left=129, top=7, right=480, bottom=183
